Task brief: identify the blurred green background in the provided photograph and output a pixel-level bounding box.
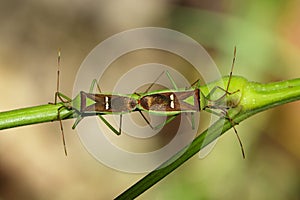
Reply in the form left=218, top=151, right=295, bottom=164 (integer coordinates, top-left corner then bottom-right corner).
left=0, top=0, right=300, bottom=199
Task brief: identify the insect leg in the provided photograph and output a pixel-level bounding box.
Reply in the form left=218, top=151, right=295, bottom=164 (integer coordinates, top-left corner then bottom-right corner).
left=183, top=112, right=196, bottom=130
left=153, top=114, right=179, bottom=130
left=98, top=114, right=121, bottom=135
left=57, top=106, right=68, bottom=156
left=189, top=79, right=201, bottom=89
left=206, top=86, right=240, bottom=103
left=55, top=92, right=72, bottom=104
left=229, top=117, right=245, bottom=159
left=71, top=115, right=83, bottom=129
left=88, top=79, right=123, bottom=135
left=138, top=111, right=179, bottom=130
left=89, top=79, right=102, bottom=93
left=51, top=49, right=69, bottom=155
left=165, top=71, right=178, bottom=90
left=119, top=114, right=122, bottom=135
left=144, top=71, right=181, bottom=93
left=137, top=110, right=154, bottom=129
left=144, top=71, right=165, bottom=93
left=191, top=112, right=195, bottom=130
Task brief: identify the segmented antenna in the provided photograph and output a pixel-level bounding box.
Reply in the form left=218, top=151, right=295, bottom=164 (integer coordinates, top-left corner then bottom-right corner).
left=226, top=46, right=236, bottom=92
left=144, top=71, right=165, bottom=93
left=56, top=49, right=67, bottom=156
left=227, top=46, right=245, bottom=159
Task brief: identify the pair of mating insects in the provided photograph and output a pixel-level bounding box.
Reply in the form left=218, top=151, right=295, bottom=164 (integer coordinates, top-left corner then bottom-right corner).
left=54, top=47, right=245, bottom=158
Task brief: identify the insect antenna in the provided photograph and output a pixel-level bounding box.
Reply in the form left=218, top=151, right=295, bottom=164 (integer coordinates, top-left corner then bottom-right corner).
left=221, top=109, right=245, bottom=158
left=144, top=71, right=165, bottom=93
left=231, top=121, right=245, bottom=158
left=119, top=114, right=122, bottom=134
left=226, top=46, right=236, bottom=92
left=138, top=110, right=154, bottom=129
left=58, top=106, right=67, bottom=156
left=225, top=46, right=245, bottom=158
left=55, top=49, right=68, bottom=156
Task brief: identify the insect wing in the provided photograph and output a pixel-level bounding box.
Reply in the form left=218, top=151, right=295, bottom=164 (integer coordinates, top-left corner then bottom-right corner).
left=140, top=89, right=200, bottom=112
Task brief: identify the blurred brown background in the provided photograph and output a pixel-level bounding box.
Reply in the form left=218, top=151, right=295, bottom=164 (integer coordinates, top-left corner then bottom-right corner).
left=0, top=0, right=300, bottom=199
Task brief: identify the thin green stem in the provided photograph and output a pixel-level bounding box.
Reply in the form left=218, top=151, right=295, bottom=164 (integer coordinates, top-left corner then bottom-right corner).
left=0, top=103, right=73, bottom=130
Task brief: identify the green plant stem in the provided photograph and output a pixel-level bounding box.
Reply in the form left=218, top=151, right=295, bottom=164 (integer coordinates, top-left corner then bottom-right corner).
left=0, top=103, right=73, bottom=130
left=115, top=76, right=300, bottom=199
